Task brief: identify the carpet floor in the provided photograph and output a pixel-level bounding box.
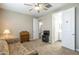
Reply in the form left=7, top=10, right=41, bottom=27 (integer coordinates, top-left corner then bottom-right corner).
left=23, top=39, right=79, bottom=55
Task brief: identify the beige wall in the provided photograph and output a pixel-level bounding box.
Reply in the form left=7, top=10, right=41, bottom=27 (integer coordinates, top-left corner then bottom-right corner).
left=0, top=9, right=33, bottom=39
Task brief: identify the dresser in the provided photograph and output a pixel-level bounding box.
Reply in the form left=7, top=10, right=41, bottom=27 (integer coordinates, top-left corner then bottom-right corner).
left=20, top=31, right=29, bottom=43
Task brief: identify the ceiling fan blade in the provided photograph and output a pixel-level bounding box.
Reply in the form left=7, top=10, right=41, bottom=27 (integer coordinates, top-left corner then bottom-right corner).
left=24, top=4, right=32, bottom=6
left=38, top=3, right=42, bottom=7
left=41, top=6, right=48, bottom=10
left=44, top=3, right=52, bottom=8
left=29, top=9, right=33, bottom=11
left=43, top=8, right=48, bottom=10
left=38, top=3, right=39, bottom=6
left=37, top=10, right=40, bottom=13
left=35, top=3, right=38, bottom=5
left=34, top=3, right=37, bottom=6
left=35, top=3, right=40, bottom=7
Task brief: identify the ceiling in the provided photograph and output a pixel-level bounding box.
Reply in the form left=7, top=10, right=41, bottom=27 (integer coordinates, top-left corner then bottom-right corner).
left=0, top=3, right=67, bottom=17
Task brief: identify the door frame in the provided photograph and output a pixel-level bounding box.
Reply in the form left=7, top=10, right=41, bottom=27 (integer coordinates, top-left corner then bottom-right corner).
left=75, top=7, right=76, bottom=51
left=52, top=11, right=63, bottom=43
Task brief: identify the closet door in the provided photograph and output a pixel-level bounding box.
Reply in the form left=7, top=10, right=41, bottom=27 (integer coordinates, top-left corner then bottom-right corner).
left=62, top=7, right=76, bottom=50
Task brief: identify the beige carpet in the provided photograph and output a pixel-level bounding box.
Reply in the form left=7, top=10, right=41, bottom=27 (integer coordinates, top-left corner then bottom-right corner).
left=23, top=39, right=79, bottom=55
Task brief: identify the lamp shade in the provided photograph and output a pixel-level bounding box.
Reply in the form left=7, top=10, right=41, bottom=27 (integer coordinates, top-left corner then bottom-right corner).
left=3, top=29, right=11, bottom=34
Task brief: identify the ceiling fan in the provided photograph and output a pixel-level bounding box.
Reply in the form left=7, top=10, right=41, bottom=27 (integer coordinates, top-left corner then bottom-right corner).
left=24, top=3, right=52, bottom=13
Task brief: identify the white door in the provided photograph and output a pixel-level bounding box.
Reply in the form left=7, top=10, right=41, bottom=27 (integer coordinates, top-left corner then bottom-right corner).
left=33, top=18, right=39, bottom=39
left=62, top=7, right=75, bottom=50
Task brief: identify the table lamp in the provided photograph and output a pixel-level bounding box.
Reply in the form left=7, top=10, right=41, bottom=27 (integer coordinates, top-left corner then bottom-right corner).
left=3, top=29, right=11, bottom=39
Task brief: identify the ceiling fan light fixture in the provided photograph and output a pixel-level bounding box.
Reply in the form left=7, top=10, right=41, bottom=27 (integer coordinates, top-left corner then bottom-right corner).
left=34, top=6, right=40, bottom=10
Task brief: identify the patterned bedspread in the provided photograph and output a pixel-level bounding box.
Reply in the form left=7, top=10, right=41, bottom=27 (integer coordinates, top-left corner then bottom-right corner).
left=0, top=39, right=38, bottom=55
left=0, top=40, right=9, bottom=55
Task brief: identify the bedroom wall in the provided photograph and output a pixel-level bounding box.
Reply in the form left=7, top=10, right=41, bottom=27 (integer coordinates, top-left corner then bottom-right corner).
left=0, top=9, right=33, bottom=39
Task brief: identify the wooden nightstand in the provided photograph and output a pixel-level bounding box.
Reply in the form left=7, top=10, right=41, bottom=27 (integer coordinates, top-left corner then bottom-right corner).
left=20, top=31, right=30, bottom=43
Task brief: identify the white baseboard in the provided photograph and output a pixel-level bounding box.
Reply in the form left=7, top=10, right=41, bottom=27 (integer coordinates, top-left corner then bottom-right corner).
left=76, top=49, right=79, bottom=52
